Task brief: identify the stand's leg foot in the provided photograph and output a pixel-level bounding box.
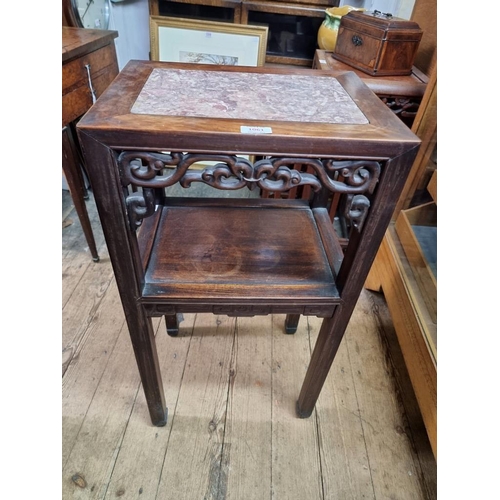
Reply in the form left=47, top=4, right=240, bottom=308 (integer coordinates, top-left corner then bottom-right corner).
left=165, top=313, right=182, bottom=337
left=296, top=400, right=313, bottom=419
left=152, top=407, right=168, bottom=427
left=297, top=312, right=347, bottom=417
left=284, top=314, right=300, bottom=334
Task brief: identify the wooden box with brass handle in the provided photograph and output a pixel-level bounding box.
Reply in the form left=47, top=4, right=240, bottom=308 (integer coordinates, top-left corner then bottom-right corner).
left=333, top=10, right=423, bottom=77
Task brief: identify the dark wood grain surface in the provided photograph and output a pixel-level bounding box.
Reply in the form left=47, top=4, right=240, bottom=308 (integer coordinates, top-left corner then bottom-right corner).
left=332, top=11, right=423, bottom=77
left=142, top=201, right=339, bottom=301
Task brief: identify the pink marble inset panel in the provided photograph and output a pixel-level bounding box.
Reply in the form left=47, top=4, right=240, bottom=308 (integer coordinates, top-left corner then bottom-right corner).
left=131, top=68, right=368, bottom=125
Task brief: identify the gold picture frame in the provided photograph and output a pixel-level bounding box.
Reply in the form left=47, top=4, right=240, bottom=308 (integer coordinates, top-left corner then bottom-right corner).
left=149, top=16, right=268, bottom=67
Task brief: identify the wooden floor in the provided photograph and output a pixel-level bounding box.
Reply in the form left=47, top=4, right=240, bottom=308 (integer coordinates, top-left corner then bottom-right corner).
left=62, top=189, right=436, bottom=500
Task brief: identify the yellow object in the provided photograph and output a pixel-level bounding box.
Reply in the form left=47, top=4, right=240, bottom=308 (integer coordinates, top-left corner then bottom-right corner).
left=317, top=6, right=366, bottom=51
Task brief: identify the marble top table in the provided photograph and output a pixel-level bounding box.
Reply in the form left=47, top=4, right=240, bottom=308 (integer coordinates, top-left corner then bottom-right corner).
left=77, top=61, right=420, bottom=427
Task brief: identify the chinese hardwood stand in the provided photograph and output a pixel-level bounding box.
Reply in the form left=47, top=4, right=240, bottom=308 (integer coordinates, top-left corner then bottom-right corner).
left=77, top=61, right=420, bottom=426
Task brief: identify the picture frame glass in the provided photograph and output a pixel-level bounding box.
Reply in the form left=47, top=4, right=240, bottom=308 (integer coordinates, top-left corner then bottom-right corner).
left=150, top=17, right=268, bottom=67
left=158, top=27, right=262, bottom=66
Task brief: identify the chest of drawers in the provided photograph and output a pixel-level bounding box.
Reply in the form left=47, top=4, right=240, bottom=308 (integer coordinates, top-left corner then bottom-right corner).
left=62, top=27, right=119, bottom=261
left=63, top=27, right=119, bottom=127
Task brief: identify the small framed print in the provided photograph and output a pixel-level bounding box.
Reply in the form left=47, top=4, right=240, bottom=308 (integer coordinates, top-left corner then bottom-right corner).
left=149, top=16, right=268, bottom=67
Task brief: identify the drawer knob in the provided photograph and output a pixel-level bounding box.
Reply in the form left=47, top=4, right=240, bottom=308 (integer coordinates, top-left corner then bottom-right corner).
left=352, top=35, right=363, bottom=46
left=84, top=64, right=97, bottom=104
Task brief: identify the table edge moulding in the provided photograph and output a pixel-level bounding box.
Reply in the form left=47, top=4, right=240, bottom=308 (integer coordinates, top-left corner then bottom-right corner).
left=76, top=60, right=420, bottom=427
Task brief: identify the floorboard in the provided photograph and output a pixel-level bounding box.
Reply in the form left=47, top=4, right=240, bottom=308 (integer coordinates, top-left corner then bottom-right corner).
left=310, top=315, right=375, bottom=500
left=343, top=293, right=426, bottom=500
left=223, top=315, right=273, bottom=500
left=102, top=314, right=195, bottom=500
left=62, top=188, right=436, bottom=500
left=271, top=314, right=323, bottom=500
left=155, top=314, right=236, bottom=500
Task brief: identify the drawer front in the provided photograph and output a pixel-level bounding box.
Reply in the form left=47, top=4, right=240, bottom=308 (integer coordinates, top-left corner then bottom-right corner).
left=62, top=61, right=118, bottom=126
left=62, top=43, right=117, bottom=95
left=62, top=43, right=118, bottom=126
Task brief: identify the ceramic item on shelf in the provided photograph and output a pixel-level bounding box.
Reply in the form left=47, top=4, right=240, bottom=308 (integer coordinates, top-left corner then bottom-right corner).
left=317, top=5, right=365, bottom=52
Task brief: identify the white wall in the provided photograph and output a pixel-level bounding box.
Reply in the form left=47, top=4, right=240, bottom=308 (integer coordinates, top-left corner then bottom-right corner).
left=63, top=0, right=151, bottom=190
left=108, top=0, right=151, bottom=70
left=339, top=0, right=415, bottom=19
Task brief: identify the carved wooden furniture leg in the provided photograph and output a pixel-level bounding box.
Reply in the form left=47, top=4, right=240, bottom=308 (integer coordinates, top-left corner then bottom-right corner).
left=165, top=314, right=180, bottom=337
left=62, top=126, right=99, bottom=262
left=284, top=314, right=300, bottom=334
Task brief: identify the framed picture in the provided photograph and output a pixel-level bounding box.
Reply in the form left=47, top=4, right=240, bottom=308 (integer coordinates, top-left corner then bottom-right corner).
left=149, top=16, right=268, bottom=67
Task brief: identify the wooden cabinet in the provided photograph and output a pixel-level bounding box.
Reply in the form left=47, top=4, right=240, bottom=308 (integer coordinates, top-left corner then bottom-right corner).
left=62, top=27, right=119, bottom=262
left=149, top=0, right=338, bottom=65
left=62, top=29, right=119, bottom=127
left=150, top=0, right=242, bottom=23
left=241, top=1, right=325, bottom=65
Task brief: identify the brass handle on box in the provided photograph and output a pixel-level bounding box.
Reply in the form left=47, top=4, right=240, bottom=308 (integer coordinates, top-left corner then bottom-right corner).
left=352, top=35, right=363, bottom=46
left=373, top=10, right=393, bottom=18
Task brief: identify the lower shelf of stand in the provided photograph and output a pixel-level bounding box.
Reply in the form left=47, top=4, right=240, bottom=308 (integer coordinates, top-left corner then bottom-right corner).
left=138, top=197, right=342, bottom=314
